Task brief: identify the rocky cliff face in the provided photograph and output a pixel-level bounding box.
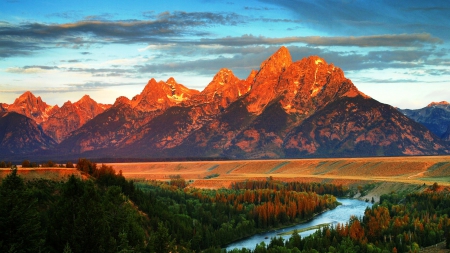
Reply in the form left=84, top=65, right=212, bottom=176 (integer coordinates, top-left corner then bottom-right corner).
left=0, top=112, right=56, bottom=155
left=58, top=78, right=199, bottom=153
left=0, top=103, right=8, bottom=112
left=284, top=96, right=449, bottom=157
left=130, top=77, right=200, bottom=112
left=7, top=91, right=59, bottom=124
left=399, top=101, right=450, bottom=138
left=87, top=68, right=255, bottom=155
left=41, top=95, right=110, bottom=143
left=443, top=126, right=450, bottom=141
left=111, top=47, right=447, bottom=159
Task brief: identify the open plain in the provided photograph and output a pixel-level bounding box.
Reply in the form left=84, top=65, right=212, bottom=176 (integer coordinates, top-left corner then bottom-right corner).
left=106, top=156, right=450, bottom=189
left=2, top=156, right=449, bottom=190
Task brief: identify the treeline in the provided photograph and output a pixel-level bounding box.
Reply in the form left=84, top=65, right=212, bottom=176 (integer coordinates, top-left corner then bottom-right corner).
left=131, top=180, right=338, bottom=251
left=0, top=168, right=147, bottom=253
left=0, top=160, right=339, bottom=252
left=0, top=161, right=13, bottom=168
left=225, top=187, right=450, bottom=253
left=4, top=158, right=448, bottom=252
left=231, top=179, right=348, bottom=197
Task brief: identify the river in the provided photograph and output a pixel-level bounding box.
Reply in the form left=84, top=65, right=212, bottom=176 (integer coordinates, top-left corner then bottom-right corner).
left=226, top=198, right=372, bottom=251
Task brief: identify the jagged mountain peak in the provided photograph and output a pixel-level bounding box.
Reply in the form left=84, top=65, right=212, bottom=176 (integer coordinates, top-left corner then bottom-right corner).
left=245, top=48, right=365, bottom=115
left=14, top=91, right=43, bottom=105
left=304, top=55, right=326, bottom=65
left=130, top=77, right=199, bottom=112
left=77, top=94, right=94, bottom=103
left=260, top=46, right=292, bottom=69
left=255, top=46, right=292, bottom=82
left=189, top=68, right=251, bottom=109
left=245, top=47, right=293, bottom=114
left=0, top=103, right=8, bottom=112
left=41, top=94, right=109, bottom=143
left=7, top=91, right=56, bottom=124
left=399, top=100, right=450, bottom=138
left=113, top=96, right=131, bottom=107
left=212, top=68, right=235, bottom=82
left=427, top=101, right=450, bottom=108
left=166, top=77, right=177, bottom=86
left=202, top=68, right=239, bottom=94
left=62, top=100, right=73, bottom=106
left=2, top=46, right=449, bottom=159
left=246, top=69, right=258, bottom=82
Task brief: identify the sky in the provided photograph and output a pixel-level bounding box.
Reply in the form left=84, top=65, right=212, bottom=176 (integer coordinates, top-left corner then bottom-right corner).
left=0, top=0, right=449, bottom=109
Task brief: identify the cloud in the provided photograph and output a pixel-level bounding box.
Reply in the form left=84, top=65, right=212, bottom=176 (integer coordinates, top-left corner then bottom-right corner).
left=0, top=81, right=141, bottom=94
left=46, top=11, right=82, bottom=20
left=0, top=11, right=248, bottom=57
left=258, top=0, right=450, bottom=39
left=138, top=44, right=176, bottom=52
left=132, top=43, right=448, bottom=80
left=136, top=54, right=264, bottom=78
left=0, top=39, right=44, bottom=58
left=244, top=6, right=276, bottom=11
left=355, top=77, right=422, bottom=84
left=5, top=65, right=59, bottom=74
left=142, top=11, right=156, bottom=18
left=5, top=63, right=135, bottom=78
left=196, top=34, right=442, bottom=47
left=103, top=56, right=152, bottom=66
left=425, top=69, right=450, bottom=76
left=134, top=45, right=333, bottom=78
left=64, top=67, right=133, bottom=77
left=65, top=81, right=140, bottom=89
left=83, top=13, right=117, bottom=21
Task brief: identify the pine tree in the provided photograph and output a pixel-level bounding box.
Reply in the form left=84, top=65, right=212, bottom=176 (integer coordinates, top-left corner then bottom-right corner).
left=153, top=222, right=174, bottom=253
left=0, top=168, right=44, bottom=252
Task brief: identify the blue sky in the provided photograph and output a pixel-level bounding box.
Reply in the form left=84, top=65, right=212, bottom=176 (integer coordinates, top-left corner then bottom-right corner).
left=1, top=0, right=449, bottom=109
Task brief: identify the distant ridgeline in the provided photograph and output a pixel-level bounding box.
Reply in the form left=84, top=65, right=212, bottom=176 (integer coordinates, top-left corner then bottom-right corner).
left=1, top=47, right=449, bottom=160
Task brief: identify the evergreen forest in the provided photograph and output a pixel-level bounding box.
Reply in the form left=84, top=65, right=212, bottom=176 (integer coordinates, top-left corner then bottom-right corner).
left=0, top=159, right=449, bottom=252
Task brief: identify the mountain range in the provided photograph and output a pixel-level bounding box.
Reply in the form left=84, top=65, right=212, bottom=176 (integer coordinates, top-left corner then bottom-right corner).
left=399, top=101, right=450, bottom=141
left=1, top=47, right=449, bottom=161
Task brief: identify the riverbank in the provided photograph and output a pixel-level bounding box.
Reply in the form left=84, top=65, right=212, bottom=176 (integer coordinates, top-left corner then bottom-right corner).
left=353, top=181, right=428, bottom=203
left=277, top=222, right=331, bottom=236
left=226, top=198, right=372, bottom=251
left=222, top=206, right=335, bottom=248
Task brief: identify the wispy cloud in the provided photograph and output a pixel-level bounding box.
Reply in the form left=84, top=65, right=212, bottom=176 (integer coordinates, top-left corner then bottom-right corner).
left=244, top=6, right=277, bottom=11
left=0, top=81, right=141, bottom=94
left=0, top=39, right=44, bottom=58
left=258, top=0, right=450, bottom=39
left=355, top=77, right=422, bottom=84
left=6, top=65, right=59, bottom=74
left=83, top=13, right=117, bottom=21
left=196, top=34, right=442, bottom=47
left=46, top=11, right=82, bottom=20
left=0, top=11, right=248, bottom=57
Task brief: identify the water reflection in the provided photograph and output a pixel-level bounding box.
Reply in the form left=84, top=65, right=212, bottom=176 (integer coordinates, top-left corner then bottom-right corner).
left=226, top=198, right=372, bottom=251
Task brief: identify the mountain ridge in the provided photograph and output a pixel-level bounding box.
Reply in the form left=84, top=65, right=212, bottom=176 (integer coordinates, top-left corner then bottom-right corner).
left=0, top=47, right=449, bottom=160
left=399, top=101, right=450, bottom=138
